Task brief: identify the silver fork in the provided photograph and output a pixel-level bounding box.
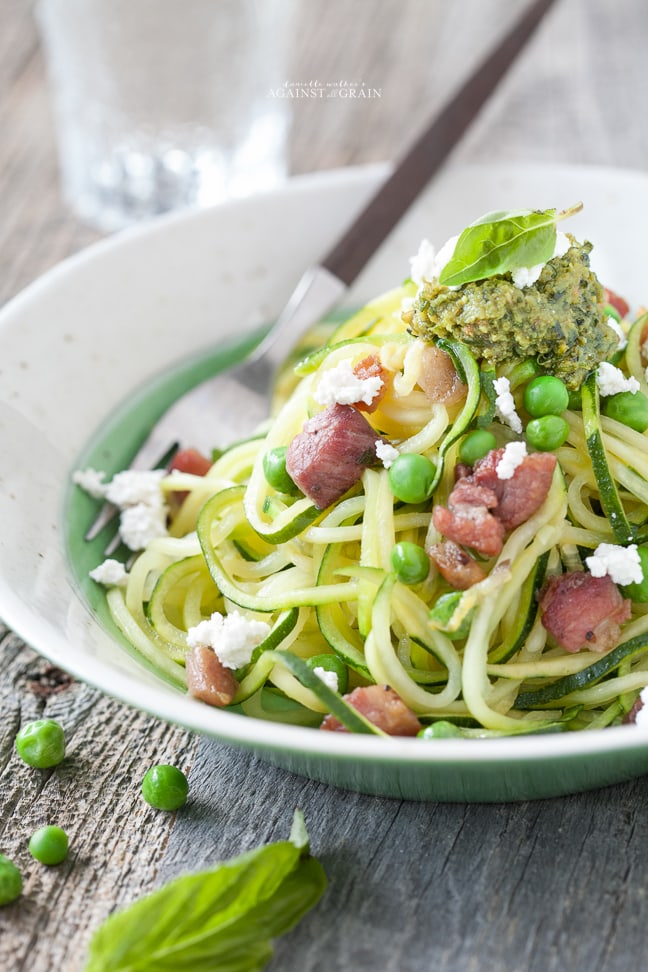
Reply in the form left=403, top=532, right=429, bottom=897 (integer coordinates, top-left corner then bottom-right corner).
left=84, top=0, right=557, bottom=551
left=86, top=265, right=345, bottom=545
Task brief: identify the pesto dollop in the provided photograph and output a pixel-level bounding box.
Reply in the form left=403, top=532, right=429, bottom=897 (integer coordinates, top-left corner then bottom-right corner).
left=408, top=238, right=617, bottom=389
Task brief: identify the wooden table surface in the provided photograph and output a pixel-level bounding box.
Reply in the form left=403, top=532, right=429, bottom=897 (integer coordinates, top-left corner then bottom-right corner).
left=3, top=1, right=648, bottom=969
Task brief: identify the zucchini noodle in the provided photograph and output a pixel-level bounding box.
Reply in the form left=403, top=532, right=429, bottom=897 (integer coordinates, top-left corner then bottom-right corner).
left=90, top=243, right=648, bottom=739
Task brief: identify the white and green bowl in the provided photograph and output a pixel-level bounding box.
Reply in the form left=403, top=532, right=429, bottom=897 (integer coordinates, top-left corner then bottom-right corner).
left=2, top=161, right=648, bottom=801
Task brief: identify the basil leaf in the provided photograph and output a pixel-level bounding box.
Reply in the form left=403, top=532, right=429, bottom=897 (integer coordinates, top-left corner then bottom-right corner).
left=438, top=204, right=581, bottom=287
left=84, top=810, right=326, bottom=972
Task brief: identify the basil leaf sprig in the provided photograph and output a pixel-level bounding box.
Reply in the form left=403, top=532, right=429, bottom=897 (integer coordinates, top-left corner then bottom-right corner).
left=84, top=809, right=326, bottom=972
left=438, top=202, right=583, bottom=287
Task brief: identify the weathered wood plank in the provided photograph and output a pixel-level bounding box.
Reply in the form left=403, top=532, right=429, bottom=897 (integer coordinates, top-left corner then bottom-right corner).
left=0, top=628, right=198, bottom=972
left=158, top=736, right=648, bottom=972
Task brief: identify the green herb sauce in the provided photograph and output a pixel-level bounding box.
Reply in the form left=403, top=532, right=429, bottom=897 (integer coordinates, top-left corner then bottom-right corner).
left=409, top=238, right=617, bottom=389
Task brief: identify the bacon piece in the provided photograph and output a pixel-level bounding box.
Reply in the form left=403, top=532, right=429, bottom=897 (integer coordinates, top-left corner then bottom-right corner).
left=286, top=403, right=380, bottom=509
left=418, top=345, right=467, bottom=405
left=432, top=478, right=504, bottom=557
left=454, top=462, right=473, bottom=483
left=169, top=447, right=213, bottom=477
left=538, top=571, right=632, bottom=653
left=428, top=540, right=486, bottom=589
left=353, top=354, right=390, bottom=412
left=186, top=645, right=239, bottom=707
left=167, top=447, right=213, bottom=515
left=623, top=695, right=644, bottom=725
left=432, top=449, right=557, bottom=556
left=471, top=449, right=557, bottom=530
left=320, top=685, right=421, bottom=736
left=603, top=287, right=630, bottom=320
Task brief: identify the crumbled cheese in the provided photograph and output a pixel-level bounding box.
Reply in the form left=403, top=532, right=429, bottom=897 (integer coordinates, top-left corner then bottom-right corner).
left=496, top=441, right=527, bottom=480
left=585, top=542, right=643, bottom=586
left=409, top=238, right=437, bottom=286
left=119, top=502, right=168, bottom=551
left=596, top=362, right=640, bottom=397
left=553, top=231, right=572, bottom=259
left=314, top=358, right=383, bottom=408
left=607, top=316, right=628, bottom=351
left=313, top=666, right=339, bottom=693
left=72, top=467, right=108, bottom=499
left=511, top=231, right=572, bottom=289
left=105, top=469, right=167, bottom=507
left=376, top=440, right=399, bottom=469
left=89, top=558, right=129, bottom=587
left=511, top=264, right=544, bottom=288
left=432, top=235, right=460, bottom=280
left=635, top=687, right=648, bottom=728
left=186, top=610, right=271, bottom=669
left=409, top=235, right=459, bottom=286
left=75, top=466, right=170, bottom=551
left=493, top=376, right=523, bottom=433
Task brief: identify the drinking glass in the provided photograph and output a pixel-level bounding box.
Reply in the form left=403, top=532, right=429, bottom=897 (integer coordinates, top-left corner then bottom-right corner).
left=36, top=0, right=296, bottom=231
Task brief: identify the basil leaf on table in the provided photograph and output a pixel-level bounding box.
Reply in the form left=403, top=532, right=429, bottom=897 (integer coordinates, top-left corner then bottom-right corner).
left=84, top=809, right=326, bottom=972
left=438, top=203, right=582, bottom=287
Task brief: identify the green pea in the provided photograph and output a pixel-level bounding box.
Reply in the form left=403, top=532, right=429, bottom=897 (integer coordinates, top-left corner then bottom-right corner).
left=620, top=546, right=648, bottom=601
left=602, top=390, right=648, bottom=433
left=429, top=592, right=474, bottom=640
left=388, top=453, right=436, bottom=505
left=28, top=826, right=69, bottom=866
left=418, top=721, right=464, bottom=739
left=306, top=653, right=348, bottom=695
left=0, top=855, right=22, bottom=906
left=262, top=446, right=299, bottom=494
left=458, top=429, right=497, bottom=465
left=141, top=765, right=188, bottom=811
left=15, top=719, right=66, bottom=769
left=430, top=591, right=475, bottom=641
left=523, top=375, right=570, bottom=417
left=390, top=541, right=430, bottom=585
left=525, top=414, right=569, bottom=451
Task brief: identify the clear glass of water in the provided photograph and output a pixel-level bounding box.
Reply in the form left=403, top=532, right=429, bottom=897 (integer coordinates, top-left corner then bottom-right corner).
left=36, top=0, right=296, bottom=232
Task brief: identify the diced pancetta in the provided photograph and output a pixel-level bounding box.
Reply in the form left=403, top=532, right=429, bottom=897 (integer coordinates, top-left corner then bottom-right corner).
left=418, top=344, right=467, bottom=405
left=471, top=448, right=557, bottom=530
left=623, top=695, right=644, bottom=725
left=320, top=685, right=421, bottom=736
left=427, top=540, right=486, bottom=589
left=168, top=447, right=213, bottom=477
left=538, top=571, right=632, bottom=653
left=432, top=478, right=504, bottom=558
left=286, top=403, right=380, bottom=509
left=432, top=448, right=557, bottom=556
left=167, top=447, right=213, bottom=514
left=603, top=287, right=630, bottom=320
left=186, top=644, right=239, bottom=707
left=353, top=354, right=390, bottom=412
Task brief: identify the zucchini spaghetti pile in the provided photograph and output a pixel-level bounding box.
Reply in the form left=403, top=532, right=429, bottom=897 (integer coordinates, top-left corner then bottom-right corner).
left=83, top=205, right=648, bottom=738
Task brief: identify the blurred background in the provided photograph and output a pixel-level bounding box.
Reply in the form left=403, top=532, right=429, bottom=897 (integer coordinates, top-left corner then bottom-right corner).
left=2, top=0, right=647, bottom=307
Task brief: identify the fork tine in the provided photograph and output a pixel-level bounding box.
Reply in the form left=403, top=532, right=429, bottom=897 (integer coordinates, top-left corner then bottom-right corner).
left=84, top=501, right=119, bottom=542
